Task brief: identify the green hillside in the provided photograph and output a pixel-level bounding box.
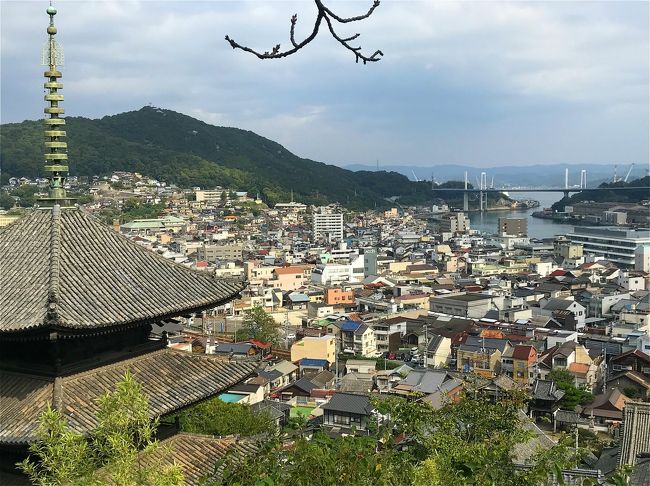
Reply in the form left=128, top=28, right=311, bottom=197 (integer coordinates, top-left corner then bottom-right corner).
left=0, top=106, right=436, bottom=209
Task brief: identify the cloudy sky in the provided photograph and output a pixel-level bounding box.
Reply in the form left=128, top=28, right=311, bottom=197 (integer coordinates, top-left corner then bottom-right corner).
left=1, top=0, right=648, bottom=169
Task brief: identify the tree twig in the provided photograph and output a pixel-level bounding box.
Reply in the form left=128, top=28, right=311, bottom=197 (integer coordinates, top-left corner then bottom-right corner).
left=225, top=0, right=382, bottom=63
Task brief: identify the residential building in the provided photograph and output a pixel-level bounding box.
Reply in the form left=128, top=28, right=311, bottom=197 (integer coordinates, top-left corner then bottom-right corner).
left=313, top=208, right=344, bottom=241
left=426, top=335, right=452, bottom=368
left=270, top=266, right=307, bottom=291
left=197, top=243, right=243, bottom=262
left=438, top=212, right=470, bottom=234
left=537, top=298, right=586, bottom=331
left=429, top=293, right=503, bottom=319
left=498, top=218, right=528, bottom=237
left=321, top=393, right=374, bottom=432
left=555, top=240, right=584, bottom=260
left=339, top=320, right=377, bottom=358
left=345, top=359, right=376, bottom=374
left=456, top=336, right=510, bottom=377
left=290, top=335, right=336, bottom=364
left=325, top=287, right=355, bottom=306
left=581, top=388, right=629, bottom=425
left=502, top=345, right=537, bottom=385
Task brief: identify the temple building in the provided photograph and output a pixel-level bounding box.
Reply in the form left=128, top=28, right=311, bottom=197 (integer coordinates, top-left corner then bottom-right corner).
left=0, top=5, right=256, bottom=482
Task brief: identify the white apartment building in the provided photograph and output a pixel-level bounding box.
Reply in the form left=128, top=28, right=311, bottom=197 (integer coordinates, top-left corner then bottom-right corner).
left=313, top=208, right=344, bottom=241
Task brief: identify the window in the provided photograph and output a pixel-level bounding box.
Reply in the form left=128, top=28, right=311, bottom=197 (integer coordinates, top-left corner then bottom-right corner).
left=333, top=414, right=350, bottom=426
left=612, top=364, right=622, bottom=371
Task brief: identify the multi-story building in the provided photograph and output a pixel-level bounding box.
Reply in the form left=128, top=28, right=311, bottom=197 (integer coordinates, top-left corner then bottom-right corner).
left=456, top=336, right=510, bottom=378
left=197, top=243, right=243, bottom=262
left=567, top=227, right=650, bottom=268
left=429, top=293, right=503, bottom=319
left=338, top=320, right=377, bottom=358
left=325, top=287, right=355, bottom=306
left=290, top=335, right=336, bottom=364
left=438, top=212, right=470, bottom=234
left=269, top=266, right=307, bottom=291
left=501, top=345, right=537, bottom=385
left=313, top=208, right=344, bottom=241
left=635, top=244, right=650, bottom=272
left=498, top=218, right=528, bottom=237
left=554, top=239, right=584, bottom=260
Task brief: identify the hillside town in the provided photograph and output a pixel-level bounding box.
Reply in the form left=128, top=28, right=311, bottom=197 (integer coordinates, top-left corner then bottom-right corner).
left=3, top=169, right=649, bottom=483
left=2, top=2, right=650, bottom=485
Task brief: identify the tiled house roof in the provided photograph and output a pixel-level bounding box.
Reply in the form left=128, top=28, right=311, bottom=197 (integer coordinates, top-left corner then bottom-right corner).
left=0, top=208, right=246, bottom=332
left=0, top=349, right=256, bottom=445
left=140, top=433, right=260, bottom=486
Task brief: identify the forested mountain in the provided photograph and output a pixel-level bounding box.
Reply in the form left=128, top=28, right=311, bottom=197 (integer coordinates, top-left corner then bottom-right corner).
left=1, top=106, right=436, bottom=209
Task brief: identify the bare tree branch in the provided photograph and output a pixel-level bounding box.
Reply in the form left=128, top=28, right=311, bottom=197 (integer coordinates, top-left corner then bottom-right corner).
left=225, top=0, right=382, bottom=63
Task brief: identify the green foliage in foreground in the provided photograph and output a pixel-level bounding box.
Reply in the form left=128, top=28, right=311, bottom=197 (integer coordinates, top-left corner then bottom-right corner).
left=19, top=376, right=632, bottom=486
left=19, top=371, right=183, bottom=486
left=210, top=392, right=629, bottom=486
left=175, top=397, right=276, bottom=437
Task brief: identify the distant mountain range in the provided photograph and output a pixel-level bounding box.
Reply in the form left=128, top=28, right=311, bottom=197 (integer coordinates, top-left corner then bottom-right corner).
left=1, top=106, right=646, bottom=209
left=344, top=163, right=647, bottom=189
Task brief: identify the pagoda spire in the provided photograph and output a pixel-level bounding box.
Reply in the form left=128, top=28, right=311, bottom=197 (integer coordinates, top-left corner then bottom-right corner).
left=40, top=2, right=73, bottom=207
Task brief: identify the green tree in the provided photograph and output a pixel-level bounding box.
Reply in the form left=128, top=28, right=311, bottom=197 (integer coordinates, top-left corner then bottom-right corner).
left=549, top=368, right=593, bottom=410
left=241, top=306, right=280, bottom=344
left=0, top=190, right=16, bottom=209
left=176, top=398, right=276, bottom=437
left=19, top=371, right=184, bottom=486
left=215, top=432, right=414, bottom=486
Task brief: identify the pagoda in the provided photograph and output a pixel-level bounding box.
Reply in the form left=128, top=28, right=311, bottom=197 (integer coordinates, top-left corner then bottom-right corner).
left=0, top=4, right=255, bottom=475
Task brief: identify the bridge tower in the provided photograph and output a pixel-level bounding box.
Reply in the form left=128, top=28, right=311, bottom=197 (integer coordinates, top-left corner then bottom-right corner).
left=565, top=168, right=569, bottom=189
left=479, top=172, right=488, bottom=212
left=580, top=170, right=587, bottom=189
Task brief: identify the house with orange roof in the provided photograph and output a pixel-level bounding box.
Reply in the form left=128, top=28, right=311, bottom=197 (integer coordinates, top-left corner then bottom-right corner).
left=270, top=265, right=307, bottom=291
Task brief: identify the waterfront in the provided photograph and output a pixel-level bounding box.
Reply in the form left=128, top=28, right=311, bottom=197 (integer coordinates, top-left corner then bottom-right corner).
left=468, top=192, right=575, bottom=239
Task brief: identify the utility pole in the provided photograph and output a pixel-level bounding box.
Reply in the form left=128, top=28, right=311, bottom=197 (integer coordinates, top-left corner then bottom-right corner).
left=423, top=325, right=428, bottom=368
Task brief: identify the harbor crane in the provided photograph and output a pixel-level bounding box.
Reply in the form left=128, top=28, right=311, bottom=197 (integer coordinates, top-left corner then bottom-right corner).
left=624, top=163, right=635, bottom=182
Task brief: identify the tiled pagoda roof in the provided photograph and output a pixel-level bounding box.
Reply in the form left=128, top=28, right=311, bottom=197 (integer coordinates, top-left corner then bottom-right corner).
left=0, top=207, right=246, bottom=332
left=0, top=348, right=256, bottom=445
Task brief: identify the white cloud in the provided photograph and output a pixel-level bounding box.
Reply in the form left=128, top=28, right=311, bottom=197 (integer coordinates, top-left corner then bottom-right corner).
left=1, top=0, right=647, bottom=167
